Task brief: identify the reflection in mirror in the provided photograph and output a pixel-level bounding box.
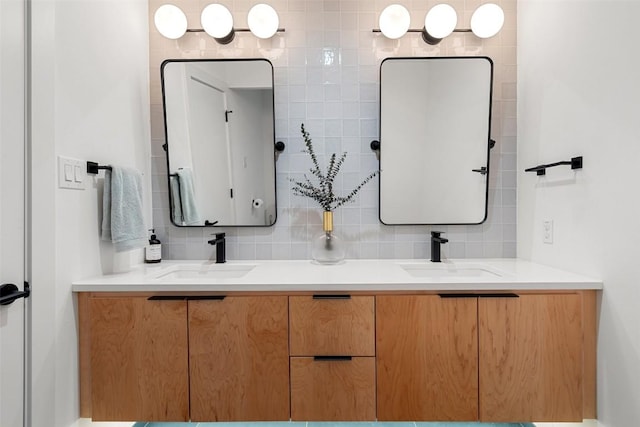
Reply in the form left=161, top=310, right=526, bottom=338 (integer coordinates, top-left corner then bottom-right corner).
left=161, top=59, right=277, bottom=226
left=379, top=56, right=493, bottom=225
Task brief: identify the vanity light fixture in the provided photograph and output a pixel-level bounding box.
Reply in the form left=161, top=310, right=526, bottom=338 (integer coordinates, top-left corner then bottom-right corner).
left=373, top=2, right=504, bottom=44
left=247, top=4, right=280, bottom=39
left=201, top=4, right=235, bottom=44
left=470, top=3, right=505, bottom=39
left=379, top=4, right=411, bottom=39
left=154, top=3, right=285, bottom=43
left=423, top=4, right=457, bottom=45
left=154, top=4, right=188, bottom=40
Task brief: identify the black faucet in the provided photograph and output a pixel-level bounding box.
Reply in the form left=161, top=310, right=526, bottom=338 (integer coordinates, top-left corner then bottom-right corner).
left=207, top=232, right=226, bottom=263
left=430, top=231, right=448, bottom=263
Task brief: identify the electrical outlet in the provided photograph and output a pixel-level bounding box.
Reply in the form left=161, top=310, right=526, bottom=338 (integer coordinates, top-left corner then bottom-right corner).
left=543, top=220, right=553, bottom=244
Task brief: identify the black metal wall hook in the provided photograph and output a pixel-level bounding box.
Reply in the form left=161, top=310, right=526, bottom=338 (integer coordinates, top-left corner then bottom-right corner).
left=525, top=156, right=583, bottom=176
left=87, top=161, right=112, bottom=174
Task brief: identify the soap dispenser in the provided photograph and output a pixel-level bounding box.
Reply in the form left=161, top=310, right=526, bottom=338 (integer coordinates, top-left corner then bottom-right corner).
left=145, top=229, right=162, bottom=263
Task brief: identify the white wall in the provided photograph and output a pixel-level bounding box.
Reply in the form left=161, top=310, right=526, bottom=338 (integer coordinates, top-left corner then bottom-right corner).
left=517, top=1, right=640, bottom=425
left=30, top=0, right=151, bottom=426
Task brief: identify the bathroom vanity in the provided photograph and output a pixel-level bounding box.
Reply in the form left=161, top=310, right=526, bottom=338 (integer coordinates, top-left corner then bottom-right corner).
left=73, top=259, right=601, bottom=423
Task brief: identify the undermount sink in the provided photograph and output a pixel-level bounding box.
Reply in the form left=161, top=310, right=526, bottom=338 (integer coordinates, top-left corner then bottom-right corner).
left=154, top=264, right=256, bottom=280
left=399, top=262, right=503, bottom=279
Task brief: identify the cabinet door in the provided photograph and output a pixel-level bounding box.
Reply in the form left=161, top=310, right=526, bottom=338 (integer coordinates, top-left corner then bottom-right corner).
left=290, top=295, right=375, bottom=356
left=479, top=293, right=583, bottom=422
left=188, top=296, right=289, bottom=421
left=376, top=295, right=478, bottom=421
left=290, top=356, right=376, bottom=421
left=89, top=297, right=189, bottom=421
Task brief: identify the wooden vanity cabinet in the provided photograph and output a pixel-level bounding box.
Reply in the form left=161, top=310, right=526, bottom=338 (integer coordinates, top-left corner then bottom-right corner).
left=188, top=296, right=289, bottom=421
left=86, top=296, right=189, bottom=421
left=376, top=295, right=479, bottom=421
left=289, top=295, right=375, bottom=356
left=290, top=356, right=376, bottom=421
left=376, top=292, right=593, bottom=423
left=80, top=290, right=596, bottom=423
left=80, top=294, right=289, bottom=422
left=479, top=293, right=584, bottom=422
left=289, top=295, right=376, bottom=421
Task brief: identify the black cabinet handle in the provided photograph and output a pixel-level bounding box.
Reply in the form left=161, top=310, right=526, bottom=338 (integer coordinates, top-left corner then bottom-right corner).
left=438, top=293, right=480, bottom=298
left=187, top=295, right=226, bottom=301
left=479, top=293, right=519, bottom=298
left=0, top=283, right=30, bottom=306
left=439, top=293, right=519, bottom=299
left=313, top=356, right=352, bottom=361
left=147, top=295, right=227, bottom=301
left=312, top=294, right=351, bottom=300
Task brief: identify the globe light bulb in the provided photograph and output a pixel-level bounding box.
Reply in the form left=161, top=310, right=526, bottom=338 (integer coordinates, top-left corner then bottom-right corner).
left=471, top=3, right=504, bottom=39
left=379, top=4, right=411, bottom=40
left=248, top=4, right=279, bottom=39
left=154, top=4, right=187, bottom=40
left=201, top=4, right=234, bottom=39
left=424, top=4, right=457, bottom=39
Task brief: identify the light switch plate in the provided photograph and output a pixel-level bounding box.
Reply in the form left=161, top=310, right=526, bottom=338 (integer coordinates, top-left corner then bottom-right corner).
left=543, top=220, right=553, bottom=244
left=58, top=156, right=85, bottom=190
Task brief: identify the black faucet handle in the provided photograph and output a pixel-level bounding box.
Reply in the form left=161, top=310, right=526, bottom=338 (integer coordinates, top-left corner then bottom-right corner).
left=211, top=232, right=225, bottom=239
left=431, top=231, right=448, bottom=243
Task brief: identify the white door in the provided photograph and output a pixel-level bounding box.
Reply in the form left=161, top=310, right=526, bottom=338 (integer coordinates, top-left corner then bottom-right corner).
left=187, top=76, right=235, bottom=223
left=0, top=0, right=27, bottom=426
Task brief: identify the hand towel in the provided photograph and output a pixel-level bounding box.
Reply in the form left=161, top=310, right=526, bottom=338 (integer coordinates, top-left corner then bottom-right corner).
left=170, top=174, right=184, bottom=225
left=176, top=168, right=201, bottom=225
left=101, top=167, right=147, bottom=252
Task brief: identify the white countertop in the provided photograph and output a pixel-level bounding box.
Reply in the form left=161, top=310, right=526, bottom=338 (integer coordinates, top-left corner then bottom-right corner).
left=71, top=258, right=602, bottom=293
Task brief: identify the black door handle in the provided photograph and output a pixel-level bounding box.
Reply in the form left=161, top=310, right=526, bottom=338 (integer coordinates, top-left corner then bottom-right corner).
left=472, top=166, right=488, bottom=175
left=0, top=282, right=30, bottom=306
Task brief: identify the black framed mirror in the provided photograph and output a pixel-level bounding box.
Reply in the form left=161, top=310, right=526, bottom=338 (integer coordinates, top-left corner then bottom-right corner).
left=161, top=58, right=277, bottom=227
left=378, top=56, right=494, bottom=225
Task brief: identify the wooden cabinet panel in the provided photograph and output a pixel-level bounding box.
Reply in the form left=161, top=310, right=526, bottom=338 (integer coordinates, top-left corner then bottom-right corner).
left=376, top=295, right=478, bottom=421
left=479, top=293, right=583, bottom=422
left=290, top=356, right=376, bottom=421
left=188, top=296, right=289, bottom=421
left=289, top=296, right=375, bottom=356
left=89, top=297, right=189, bottom=421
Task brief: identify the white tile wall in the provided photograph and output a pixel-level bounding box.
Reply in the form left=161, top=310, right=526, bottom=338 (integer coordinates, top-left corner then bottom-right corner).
left=149, top=0, right=518, bottom=261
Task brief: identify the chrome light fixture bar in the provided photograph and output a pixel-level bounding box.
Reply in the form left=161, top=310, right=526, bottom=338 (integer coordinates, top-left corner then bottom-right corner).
left=154, top=3, right=285, bottom=44
left=374, top=2, right=504, bottom=45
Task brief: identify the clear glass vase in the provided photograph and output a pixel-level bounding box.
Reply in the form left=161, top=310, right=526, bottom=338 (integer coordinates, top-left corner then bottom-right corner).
left=311, top=211, right=345, bottom=264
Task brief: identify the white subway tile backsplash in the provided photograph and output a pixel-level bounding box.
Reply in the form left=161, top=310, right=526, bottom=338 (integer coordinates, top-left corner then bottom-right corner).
left=340, top=84, right=359, bottom=102
left=483, top=242, right=504, bottom=258
left=148, top=0, right=517, bottom=261
left=466, top=242, right=484, bottom=258
left=324, top=85, right=342, bottom=102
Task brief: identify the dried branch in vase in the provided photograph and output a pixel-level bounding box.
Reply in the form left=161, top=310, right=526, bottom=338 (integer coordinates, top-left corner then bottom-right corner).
left=290, top=123, right=378, bottom=211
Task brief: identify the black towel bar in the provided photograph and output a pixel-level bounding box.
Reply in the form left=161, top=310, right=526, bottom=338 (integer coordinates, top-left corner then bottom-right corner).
left=525, top=156, right=583, bottom=176
left=87, top=161, right=112, bottom=174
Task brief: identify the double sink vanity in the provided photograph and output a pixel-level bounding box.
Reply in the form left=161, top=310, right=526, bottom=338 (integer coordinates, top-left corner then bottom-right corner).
left=81, top=51, right=601, bottom=425
left=73, top=258, right=601, bottom=424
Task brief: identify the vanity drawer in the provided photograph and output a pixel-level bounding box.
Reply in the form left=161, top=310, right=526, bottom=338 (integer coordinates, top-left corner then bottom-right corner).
left=289, top=295, right=375, bottom=356
left=290, top=356, right=376, bottom=421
